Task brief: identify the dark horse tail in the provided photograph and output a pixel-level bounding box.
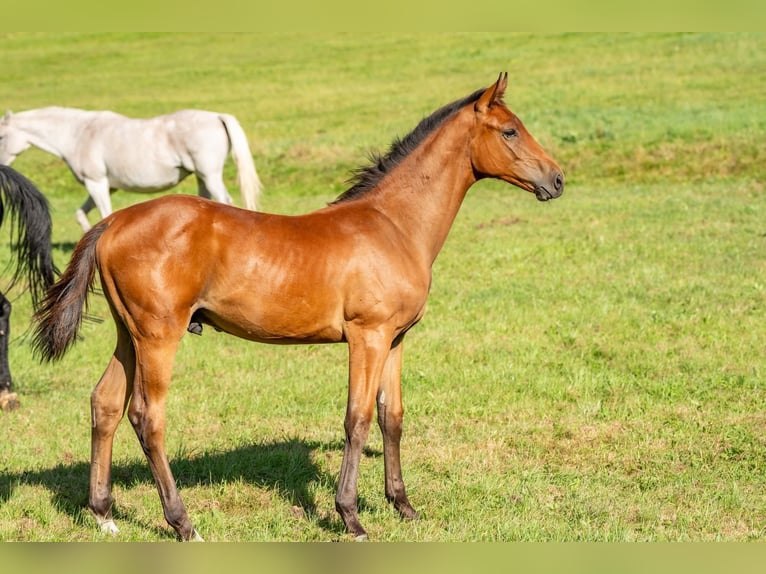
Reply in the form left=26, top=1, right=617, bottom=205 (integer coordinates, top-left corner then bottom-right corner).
left=0, top=166, right=58, bottom=308
left=32, top=220, right=107, bottom=363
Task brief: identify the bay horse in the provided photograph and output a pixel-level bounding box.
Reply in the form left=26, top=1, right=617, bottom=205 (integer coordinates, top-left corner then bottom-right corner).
left=0, top=107, right=263, bottom=232
left=32, top=73, right=564, bottom=540
left=0, top=166, right=57, bottom=411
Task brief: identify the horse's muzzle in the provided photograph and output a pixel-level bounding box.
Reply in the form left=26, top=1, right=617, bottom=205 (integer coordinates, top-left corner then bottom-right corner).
left=534, top=171, right=564, bottom=202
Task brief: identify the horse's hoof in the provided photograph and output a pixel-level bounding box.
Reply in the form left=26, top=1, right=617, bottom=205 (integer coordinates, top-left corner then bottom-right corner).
left=0, top=391, right=19, bottom=411
left=99, top=519, right=119, bottom=535
left=187, top=322, right=203, bottom=335
left=190, top=529, right=204, bottom=542
left=354, top=533, right=368, bottom=542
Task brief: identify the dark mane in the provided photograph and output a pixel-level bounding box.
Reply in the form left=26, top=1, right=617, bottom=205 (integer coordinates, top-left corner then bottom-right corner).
left=331, top=86, right=487, bottom=205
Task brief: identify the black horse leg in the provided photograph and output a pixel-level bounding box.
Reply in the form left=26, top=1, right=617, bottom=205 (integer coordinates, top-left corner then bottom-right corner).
left=0, top=292, right=13, bottom=392
left=0, top=292, right=18, bottom=411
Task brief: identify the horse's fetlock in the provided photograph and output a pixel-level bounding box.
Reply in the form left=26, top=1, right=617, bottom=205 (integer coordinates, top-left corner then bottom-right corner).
left=89, top=498, right=113, bottom=523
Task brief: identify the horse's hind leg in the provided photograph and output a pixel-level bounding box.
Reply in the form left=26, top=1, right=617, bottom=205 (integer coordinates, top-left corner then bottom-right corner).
left=75, top=196, right=96, bottom=232
left=128, top=335, right=201, bottom=541
left=89, top=323, right=135, bottom=534
left=196, top=171, right=233, bottom=205
left=79, top=178, right=112, bottom=232
left=376, top=337, right=418, bottom=521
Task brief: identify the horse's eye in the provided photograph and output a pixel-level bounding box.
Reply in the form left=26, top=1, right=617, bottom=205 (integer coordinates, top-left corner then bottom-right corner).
left=502, top=129, right=518, bottom=140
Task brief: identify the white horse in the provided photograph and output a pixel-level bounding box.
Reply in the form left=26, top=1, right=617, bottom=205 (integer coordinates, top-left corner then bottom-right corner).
left=0, top=107, right=263, bottom=231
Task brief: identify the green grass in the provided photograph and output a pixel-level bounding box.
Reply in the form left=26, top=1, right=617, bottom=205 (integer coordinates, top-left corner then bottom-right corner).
left=0, top=32, right=765, bottom=541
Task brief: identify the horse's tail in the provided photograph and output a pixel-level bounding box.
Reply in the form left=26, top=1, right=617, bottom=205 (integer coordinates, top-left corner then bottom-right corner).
left=31, top=220, right=107, bottom=363
left=218, top=114, right=263, bottom=211
left=0, top=166, right=59, bottom=309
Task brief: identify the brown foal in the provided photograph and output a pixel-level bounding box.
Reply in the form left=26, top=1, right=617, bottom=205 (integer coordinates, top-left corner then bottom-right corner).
left=33, top=73, right=564, bottom=540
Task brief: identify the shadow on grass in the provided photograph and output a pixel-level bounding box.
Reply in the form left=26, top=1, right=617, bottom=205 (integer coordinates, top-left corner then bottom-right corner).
left=0, top=438, right=383, bottom=540
left=51, top=241, right=78, bottom=254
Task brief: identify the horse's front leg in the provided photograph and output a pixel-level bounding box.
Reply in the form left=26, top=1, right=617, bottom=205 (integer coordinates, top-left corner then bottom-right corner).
left=336, top=327, right=392, bottom=540
left=377, top=337, right=419, bottom=521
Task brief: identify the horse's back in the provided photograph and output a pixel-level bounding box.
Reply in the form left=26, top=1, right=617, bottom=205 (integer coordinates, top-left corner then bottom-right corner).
left=100, top=195, right=236, bottom=253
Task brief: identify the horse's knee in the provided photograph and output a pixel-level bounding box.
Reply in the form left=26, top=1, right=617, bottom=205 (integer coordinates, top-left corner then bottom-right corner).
left=344, top=410, right=374, bottom=443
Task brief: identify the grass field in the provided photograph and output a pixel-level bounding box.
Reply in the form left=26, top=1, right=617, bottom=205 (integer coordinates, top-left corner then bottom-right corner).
left=0, top=32, right=764, bottom=541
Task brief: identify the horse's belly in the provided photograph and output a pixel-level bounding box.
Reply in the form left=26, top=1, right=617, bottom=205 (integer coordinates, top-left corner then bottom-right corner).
left=195, top=307, right=345, bottom=345
left=108, top=165, right=189, bottom=192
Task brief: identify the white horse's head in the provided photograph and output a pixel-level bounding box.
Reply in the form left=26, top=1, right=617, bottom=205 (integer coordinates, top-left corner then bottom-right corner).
left=0, top=111, right=31, bottom=165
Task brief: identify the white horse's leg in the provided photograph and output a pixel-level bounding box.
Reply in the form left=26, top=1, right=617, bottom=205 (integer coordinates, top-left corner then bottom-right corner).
left=196, top=173, right=233, bottom=205
left=76, top=196, right=96, bottom=232
left=191, top=126, right=235, bottom=206
left=81, top=178, right=113, bottom=231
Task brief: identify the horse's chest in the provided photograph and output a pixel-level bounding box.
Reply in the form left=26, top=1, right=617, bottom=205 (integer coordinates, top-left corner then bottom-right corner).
left=345, top=269, right=430, bottom=327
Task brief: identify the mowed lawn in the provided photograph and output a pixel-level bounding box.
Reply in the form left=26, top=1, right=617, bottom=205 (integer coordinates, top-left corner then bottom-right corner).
left=0, top=33, right=764, bottom=541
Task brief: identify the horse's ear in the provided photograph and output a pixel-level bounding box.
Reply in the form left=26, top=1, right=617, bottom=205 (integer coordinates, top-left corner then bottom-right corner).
left=1, top=110, right=12, bottom=123
left=475, top=73, right=508, bottom=114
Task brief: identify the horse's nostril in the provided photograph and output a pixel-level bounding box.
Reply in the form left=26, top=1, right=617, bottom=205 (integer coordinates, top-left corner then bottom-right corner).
left=554, top=172, right=563, bottom=191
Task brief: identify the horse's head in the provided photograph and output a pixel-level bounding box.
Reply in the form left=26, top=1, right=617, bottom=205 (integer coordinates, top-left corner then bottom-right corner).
left=469, top=73, right=564, bottom=201
left=0, top=111, right=27, bottom=165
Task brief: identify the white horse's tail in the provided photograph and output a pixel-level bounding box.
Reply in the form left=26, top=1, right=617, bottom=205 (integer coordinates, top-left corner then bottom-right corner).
left=218, top=114, right=262, bottom=210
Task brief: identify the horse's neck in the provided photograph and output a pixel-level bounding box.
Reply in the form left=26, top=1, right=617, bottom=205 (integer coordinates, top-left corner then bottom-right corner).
left=368, top=115, right=477, bottom=265
left=14, top=108, right=90, bottom=159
